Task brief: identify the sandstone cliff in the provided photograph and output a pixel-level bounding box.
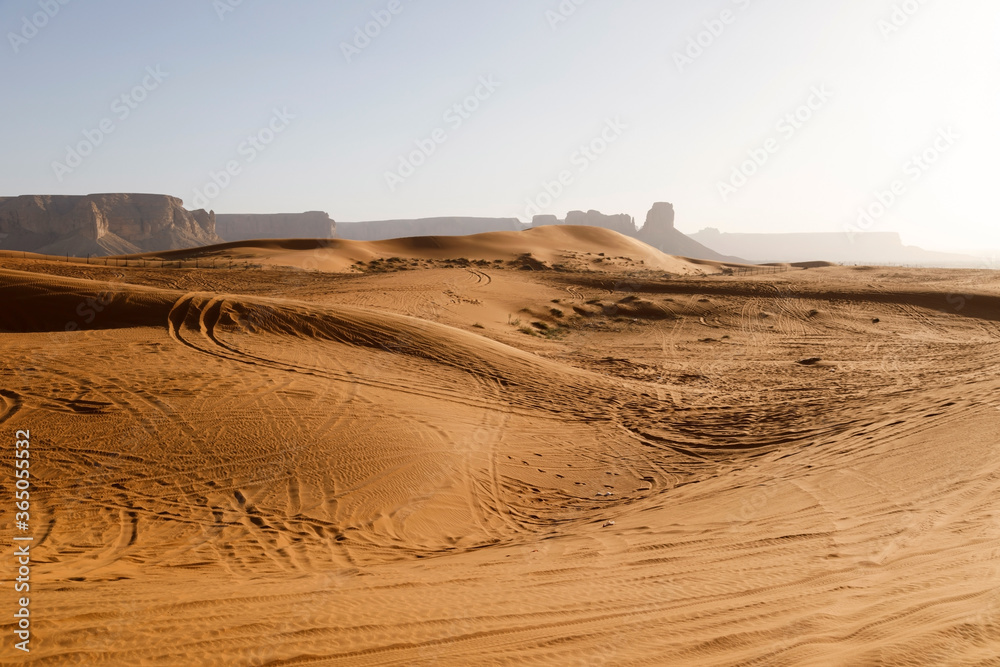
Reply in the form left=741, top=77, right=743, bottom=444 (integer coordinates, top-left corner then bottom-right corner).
left=0, top=194, right=220, bottom=256
left=635, top=202, right=742, bottom=262
left=215, top=212, right=336, bottom=242
left=638, top=202, right=676, bottom=238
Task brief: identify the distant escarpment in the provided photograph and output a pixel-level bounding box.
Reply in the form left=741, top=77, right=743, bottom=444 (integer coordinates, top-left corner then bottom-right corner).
left=336, top=205, right=744, bottom=263
left=0, top=194, right=220, bottom=256
left=529, top=203, right=742, bottom=263
left=690, top=228, right=980, bottom=267
left=215, top=212, right=336, bottom=242
left=533, top=210, right=636, bottom=237
left=337, top=217, right=523, bottom=241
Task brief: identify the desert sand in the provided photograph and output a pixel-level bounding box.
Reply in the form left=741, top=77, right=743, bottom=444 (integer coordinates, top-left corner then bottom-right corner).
left=2, top=226, right=999, bottom=665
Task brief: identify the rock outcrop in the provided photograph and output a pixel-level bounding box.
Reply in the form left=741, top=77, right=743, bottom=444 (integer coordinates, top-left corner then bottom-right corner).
left=0, top=194, right=220, bottom=256
left=215, top=212, right=336, bottom=242
left=633, top=202, right=743, bottom=262
left=635, top=202, right=675, bottom=246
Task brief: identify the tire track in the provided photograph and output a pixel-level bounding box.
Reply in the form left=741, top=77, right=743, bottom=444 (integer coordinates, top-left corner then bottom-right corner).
left=0, top=389, right=22, bottom=426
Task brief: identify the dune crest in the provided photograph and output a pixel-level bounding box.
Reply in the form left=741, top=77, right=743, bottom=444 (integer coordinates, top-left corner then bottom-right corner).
left=132, top=224, right=723, bottom=276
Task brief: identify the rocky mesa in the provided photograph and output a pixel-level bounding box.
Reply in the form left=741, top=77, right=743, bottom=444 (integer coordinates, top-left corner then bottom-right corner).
left=0, top=193, right=220, bottom=256
left=215, top=212, right=336, bottom=242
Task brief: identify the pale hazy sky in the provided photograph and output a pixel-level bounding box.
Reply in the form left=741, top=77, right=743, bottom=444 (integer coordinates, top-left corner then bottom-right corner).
left=3, top=1, right=998, bottom=253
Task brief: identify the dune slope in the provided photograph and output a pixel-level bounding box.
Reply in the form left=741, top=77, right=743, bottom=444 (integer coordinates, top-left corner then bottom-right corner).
left=1, top=235, right=999, bottom=665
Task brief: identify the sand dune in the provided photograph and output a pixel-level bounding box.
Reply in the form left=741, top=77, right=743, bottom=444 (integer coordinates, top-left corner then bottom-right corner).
left=117, top=225, right=722, bottom=276
left=1, top=231, right=999, bottom=665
